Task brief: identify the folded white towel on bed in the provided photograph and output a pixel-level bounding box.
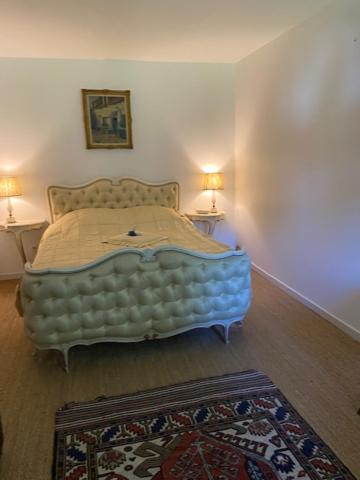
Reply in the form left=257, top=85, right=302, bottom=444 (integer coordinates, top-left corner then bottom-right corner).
left=102, top=232, right=168, bottom=248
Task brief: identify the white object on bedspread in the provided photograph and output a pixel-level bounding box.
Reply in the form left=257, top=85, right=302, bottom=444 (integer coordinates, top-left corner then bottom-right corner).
left=103, top=231, right=168, bottom=248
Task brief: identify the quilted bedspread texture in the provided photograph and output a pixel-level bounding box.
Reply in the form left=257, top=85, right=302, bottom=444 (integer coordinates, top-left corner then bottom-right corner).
left=32, top=206, right=229, bottom=270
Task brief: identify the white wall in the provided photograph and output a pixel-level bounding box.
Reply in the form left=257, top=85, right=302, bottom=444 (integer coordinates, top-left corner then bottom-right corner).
left=0, top=59, right=235, bottom=275
left=235, top=0, right=360, bottom=337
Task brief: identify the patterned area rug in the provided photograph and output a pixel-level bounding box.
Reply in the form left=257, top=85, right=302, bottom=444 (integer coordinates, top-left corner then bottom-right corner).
left=54, top=370, right=355, bottom=479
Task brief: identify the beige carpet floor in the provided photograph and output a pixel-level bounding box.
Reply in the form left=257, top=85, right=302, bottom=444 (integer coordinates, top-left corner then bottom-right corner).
left=0, top=271, right=359, bottom=479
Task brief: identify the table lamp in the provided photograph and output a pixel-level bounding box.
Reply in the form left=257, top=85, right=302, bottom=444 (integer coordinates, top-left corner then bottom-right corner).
left=0, top=176, right=22, bottom=223
left=203, top=172, right=224, bottom=213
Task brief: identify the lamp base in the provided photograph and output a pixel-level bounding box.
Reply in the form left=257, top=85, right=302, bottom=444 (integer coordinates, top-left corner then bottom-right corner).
left=6, top=197, right=16, bottom=223
left=210, top=190, right=218, bottom=213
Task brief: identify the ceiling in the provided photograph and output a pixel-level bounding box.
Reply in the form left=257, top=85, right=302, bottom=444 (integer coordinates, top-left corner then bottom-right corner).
left=0, top=0, right=331, bottom=63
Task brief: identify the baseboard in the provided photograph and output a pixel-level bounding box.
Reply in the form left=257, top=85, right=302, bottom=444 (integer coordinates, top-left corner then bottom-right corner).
left=0, top=271, right=22, bottom=280
left=252, top=263, right=360, bottom=342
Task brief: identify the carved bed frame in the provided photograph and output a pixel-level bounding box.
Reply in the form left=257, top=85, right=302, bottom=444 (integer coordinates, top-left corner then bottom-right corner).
left=47, top=177, right=180, bottom=223
left=17, top=177, right=251, bottom=372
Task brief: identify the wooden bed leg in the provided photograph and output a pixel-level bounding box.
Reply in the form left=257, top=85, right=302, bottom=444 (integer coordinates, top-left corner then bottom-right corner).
left=213, top=324, right=231, bottom=344
left=62, top=348, right=70, bottom=373
left=223, top=324, right=230, bottom=344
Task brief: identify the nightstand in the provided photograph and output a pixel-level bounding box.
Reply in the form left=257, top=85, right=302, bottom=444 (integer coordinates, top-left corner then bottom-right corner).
left=0, top=219, right=47, bottom=264
left=185, top=212, right=225, bottom=235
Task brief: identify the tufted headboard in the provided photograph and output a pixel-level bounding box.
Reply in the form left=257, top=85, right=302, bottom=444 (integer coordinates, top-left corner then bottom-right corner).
left=47, top=177, right=180, bottom=222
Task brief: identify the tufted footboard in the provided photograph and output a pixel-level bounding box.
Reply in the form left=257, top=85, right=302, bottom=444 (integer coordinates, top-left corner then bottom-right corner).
left=18, top=246, right=251, bottom=371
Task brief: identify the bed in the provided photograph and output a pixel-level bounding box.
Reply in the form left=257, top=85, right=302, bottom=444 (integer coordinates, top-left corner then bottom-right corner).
left=17, top=177, right=251, bottom=371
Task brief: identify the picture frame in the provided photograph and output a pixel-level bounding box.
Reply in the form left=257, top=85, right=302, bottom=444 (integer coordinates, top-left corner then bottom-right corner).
left=81, top=89, right=133, bottom=149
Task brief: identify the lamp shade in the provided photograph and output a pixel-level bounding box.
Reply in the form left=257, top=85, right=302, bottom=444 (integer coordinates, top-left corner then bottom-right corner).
left=0, top=176, right=22, bottom=197
left=203, top=172, right=224, bottom=191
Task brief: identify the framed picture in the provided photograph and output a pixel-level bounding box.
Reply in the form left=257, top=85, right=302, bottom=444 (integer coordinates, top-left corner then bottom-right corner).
left=81, top=89, right=133, bottom=149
